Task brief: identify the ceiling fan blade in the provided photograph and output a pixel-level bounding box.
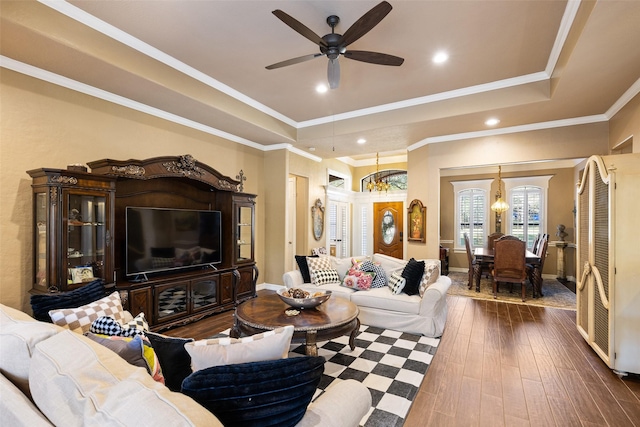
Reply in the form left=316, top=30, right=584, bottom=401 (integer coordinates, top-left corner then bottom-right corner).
left=272, top=10, right=328, bottom=47
left=266, top=53, right=323, bottom=70
left=341, top=1, right=392, bottom=47
left=343, top=50, right=404, bottom=66
left=328, top=58, right=340, bottom=89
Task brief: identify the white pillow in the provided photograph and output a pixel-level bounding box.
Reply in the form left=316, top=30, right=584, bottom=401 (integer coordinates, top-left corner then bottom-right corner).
left=48, top=291, right=124, bottom=334
left=29, top=330, right=222, bottom=427
left=330, top=257, right=354, bottom=280
left=0, top=304, right=64, bottom=398
left=184, top=326, right=294, bottom=372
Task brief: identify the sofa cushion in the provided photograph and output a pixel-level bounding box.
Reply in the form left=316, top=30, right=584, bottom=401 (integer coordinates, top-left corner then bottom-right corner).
left=401, top=258, right=425, bottom=296
left=312, top=268, right=341, bottom=286
left=30, top=330, right=223, bottom=427
left=146, top=332, right=194, bottom=392
left=85, top=333, right=165, bottom=384
left=84, top=332, right=149, bottom=370
left=30, top=280, right=106, bottom=322
left=0, top=304, right=64, bottom=398
left=359, top=260, right=387, bottom=288
left=181, top=356, right=325, bottom=427
left=48, top=291, right=124, bottom=333
left=0, top=373, right=53, bottom=427
left=307, top=256, right=339, bottom=286
left=184, top=325, right=294, bottom=371
left=341, top=270, right=375, bottom=291
left=419, top=260, right=441, bottom=297
left=329, top=255, right=370, bottom=280
left=90, top=312, right=148, bottom=337
left=295, top=255, right=317, bottom=283
left=387, top=272, right=407, bottom=295
left=350, top=287, right=422, bottom=315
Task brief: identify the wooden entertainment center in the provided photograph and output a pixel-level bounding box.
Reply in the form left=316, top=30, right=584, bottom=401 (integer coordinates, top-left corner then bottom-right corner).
left=28, top=154, right=257, bottom=331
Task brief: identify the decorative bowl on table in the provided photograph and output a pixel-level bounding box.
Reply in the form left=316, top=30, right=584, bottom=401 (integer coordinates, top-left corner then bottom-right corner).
left=276, top=288, right=332, bottom=309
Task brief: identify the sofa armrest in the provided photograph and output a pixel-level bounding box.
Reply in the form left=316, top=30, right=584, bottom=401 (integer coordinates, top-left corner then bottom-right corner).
left=419, top=275, right=452, bottom=316
left=296, top=379, right=372, bottom=427
left=283, top=270, right=305, bottom=288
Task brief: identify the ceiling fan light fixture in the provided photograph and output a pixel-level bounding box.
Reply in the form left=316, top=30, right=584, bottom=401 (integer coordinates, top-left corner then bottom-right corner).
left=328, top=58, right=340, bottom=89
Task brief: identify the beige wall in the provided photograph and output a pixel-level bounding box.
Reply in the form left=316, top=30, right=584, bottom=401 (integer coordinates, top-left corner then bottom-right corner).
left=440, top=167, right=577, bottom=277
left=2, top=59, right=640, bottom=312
left=610, top=92, right=640, bottom=152
left=1, top=70, right=265, bottom=311
left=408, top=123, right=610, bottom=261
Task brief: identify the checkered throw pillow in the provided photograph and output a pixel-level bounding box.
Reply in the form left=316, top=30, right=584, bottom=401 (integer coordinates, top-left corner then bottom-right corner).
left=306, top=256, right=335, bottom=286
left=90, top=312, right=149, bottom=337
left=359, top=260, right=387, bottom=288
left=387, top=272, right=407, bottom=295
left=311, top=268, right=341, bottom=286
left=48, top=291, right=124, bottom=334
left=418, top=260, right=441, bottom=297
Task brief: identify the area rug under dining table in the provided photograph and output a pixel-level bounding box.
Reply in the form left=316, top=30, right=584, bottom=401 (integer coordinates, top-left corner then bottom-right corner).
left=216, top=325, right=439, bottom=427
left=446, top=271, right=576, bottom=309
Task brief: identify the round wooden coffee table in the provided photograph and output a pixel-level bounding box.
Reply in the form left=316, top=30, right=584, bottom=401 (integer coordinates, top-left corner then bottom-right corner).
left=231, top=292, right=360, bottom=356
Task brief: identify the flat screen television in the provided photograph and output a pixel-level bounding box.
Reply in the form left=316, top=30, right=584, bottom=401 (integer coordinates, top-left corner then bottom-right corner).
left=125, top=207, right=222, bottom=279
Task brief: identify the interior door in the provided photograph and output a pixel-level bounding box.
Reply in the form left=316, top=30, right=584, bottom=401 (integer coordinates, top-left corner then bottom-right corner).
left=285, top=177, right=296, bottom=273
left=328, top=201, right=349, bottom=258
left=373, top=202, right=403, bottom=258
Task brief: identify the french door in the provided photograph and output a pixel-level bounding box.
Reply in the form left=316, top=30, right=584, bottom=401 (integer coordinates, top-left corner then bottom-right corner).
left=328, top=201, right=349, bottom=258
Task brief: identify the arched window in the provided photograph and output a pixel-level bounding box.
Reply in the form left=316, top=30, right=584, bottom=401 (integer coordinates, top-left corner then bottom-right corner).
left=360, top=170, right=407, bottom=192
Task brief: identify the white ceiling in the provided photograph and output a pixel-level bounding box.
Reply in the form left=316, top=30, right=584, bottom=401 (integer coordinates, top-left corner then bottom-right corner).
left=2, top=0, right=639, bottom=162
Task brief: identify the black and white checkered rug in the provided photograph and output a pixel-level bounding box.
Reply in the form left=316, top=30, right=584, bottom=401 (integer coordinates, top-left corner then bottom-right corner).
left=217, top=325, right=439, bottom=427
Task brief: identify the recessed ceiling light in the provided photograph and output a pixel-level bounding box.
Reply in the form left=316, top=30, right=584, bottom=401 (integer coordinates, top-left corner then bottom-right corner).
left=316, top=84, right=328, bottom=93
left=432, top=51, right=449, bottom=64
left=357, top=138, right=366, bottom=144
left=485, top=118, right=500, bottom=126
left=309, top=147, right=316, bottom=151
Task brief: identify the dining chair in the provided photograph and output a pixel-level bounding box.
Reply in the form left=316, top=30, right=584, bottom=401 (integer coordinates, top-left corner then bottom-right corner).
left=531, top=233, right=541, bottom=253
left=527, top=234, right=549, bottom=296
left=487, top=232, right=505, bottom=250
left=492, top=238, right=528, bottom=301
left=463, top=233, right=476, bottom=290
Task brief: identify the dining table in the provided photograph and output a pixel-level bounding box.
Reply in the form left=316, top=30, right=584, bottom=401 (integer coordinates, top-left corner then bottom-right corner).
left=473, top=247, right=543, bottom=297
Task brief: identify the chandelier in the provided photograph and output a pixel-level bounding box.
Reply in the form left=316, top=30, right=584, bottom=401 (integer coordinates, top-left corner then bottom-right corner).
left=366, top=153, right=391, bottom=193
left=491, top=165, right=509, bottom=214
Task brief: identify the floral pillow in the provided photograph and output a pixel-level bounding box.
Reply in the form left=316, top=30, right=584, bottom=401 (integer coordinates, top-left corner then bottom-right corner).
left=341, top=268, right=375, bottom=291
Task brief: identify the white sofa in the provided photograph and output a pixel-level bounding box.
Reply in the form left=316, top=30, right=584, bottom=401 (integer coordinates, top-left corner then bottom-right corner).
left=0, top=303, right=371, bottom=427
left=283, top=253, right=452, bottom=337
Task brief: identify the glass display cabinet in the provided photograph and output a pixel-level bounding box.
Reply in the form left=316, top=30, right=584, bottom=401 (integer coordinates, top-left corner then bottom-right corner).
left=234, top=194, right=255, bottom=264
left=233, top=193, right=258, bottom=302
left=28, top=168, right=115, bottom=293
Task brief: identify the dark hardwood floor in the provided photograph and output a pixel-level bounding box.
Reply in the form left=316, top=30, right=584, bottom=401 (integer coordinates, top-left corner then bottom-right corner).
left=164, top=291, right=640, bottom=426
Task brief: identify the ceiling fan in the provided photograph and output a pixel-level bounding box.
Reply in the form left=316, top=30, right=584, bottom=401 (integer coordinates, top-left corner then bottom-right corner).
left=266, top=1, right=404, bottom=89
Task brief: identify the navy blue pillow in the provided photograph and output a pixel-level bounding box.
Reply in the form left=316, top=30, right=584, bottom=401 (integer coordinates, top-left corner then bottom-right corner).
left=181, top=356, right=325, bottom=427
left=295, top=255, right=318, bottom=283
left=30, top=279, right=106, bottom=322
left=401, top=258, right=425, bottom=296
left=145, top=332, right=194, bottom=392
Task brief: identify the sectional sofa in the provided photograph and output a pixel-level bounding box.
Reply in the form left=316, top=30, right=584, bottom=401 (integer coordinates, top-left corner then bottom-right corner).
left=0, top=303, right=371, bottom=427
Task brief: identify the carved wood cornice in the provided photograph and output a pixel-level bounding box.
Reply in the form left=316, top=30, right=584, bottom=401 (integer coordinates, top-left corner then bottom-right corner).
left=88, top=154, right=243, bottom=193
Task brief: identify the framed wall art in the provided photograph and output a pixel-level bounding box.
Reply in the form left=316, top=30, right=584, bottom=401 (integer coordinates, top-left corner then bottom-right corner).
left=311, top=199, right=324, bottom=241
left=408, top=199, right=426, bottom=243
